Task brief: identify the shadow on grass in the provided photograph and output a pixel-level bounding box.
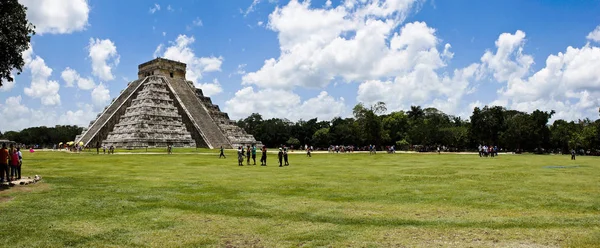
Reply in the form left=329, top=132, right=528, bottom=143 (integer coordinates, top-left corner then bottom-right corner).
left=162, top=199, right=600, bottom=230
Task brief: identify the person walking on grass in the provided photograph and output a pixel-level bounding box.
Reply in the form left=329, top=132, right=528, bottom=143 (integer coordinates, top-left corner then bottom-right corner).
left=0, top=144, right=9, bottom=183
left=10, top=146, right=20, bottom=181
left=246, top=145, right=251, bottom=165
left=219, top=146, right=226, bottom=158
left=15, top=148, right=22, bottom=180
left=284, top=147, right=289, bottom=166
left=260, top=146, right=267, bottom=166
left=278, top=148, right=284, bottom=167
left=237, top=146, right=245, bottom=166
left=571, top=149, right=576, bottom=160
left=306, top=145, right=311, bottom=157
left=251, top=145, right=257, bottom=165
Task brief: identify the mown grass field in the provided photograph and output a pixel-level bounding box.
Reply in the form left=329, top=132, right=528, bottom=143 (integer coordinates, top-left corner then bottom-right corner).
left=0, top=150, right=598, bottom=247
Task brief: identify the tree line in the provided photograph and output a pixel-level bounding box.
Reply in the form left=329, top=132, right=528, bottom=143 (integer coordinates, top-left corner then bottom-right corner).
left=0, top=102, right=597, bottom=153
left=0, top=126, right=83, bottom=147
left=236, top=102, right=600, bottom=154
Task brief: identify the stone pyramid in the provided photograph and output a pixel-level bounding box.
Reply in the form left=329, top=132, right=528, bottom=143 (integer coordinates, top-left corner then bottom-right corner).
left=76, top=58, right=261, bottom=149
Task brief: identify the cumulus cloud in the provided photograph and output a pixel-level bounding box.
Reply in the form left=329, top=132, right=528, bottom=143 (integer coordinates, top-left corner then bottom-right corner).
left=240, top=0, right=475, bottom=117
left=21, top=47, right=61, bottom=106
left=91, top=83, right=110, bottom=108
left=89, top=38, right=120, bottom=81
left=0, top=96, right=98, bottom=132
left=242, top=0, right=433, bottom=91
left=19, top=0, right=89, bottom=34
left=0, top=74, right=16, bottom=92
left=61, top=67, right=95, bottom=90
left=154, top=35, right=223, bottom=87
left=482, top=30, right=600, bottom=120
left=224, top=87, right=346, bottom=121
left=587, top=25, right=600, bottom=43
left=196, top=78, right=223, bottom=97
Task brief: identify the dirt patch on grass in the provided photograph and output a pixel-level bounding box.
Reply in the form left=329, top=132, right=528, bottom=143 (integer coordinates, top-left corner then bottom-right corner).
left=0, top=181, right=50, bottom=197
left=0, top=196, right=14, bottom=203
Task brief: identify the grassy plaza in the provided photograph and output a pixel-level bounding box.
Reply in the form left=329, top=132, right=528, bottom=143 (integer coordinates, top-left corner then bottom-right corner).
left=0, top=150, right=598, bottom=247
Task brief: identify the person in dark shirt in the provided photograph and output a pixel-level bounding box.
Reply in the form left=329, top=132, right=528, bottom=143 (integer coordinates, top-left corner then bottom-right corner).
left=237, top=147, right=245, bottom=166
left=219, top=146, right=226, bottom=158
left=260, top=146, right=267, bottom=166
left=251, top=145, right=257, bottom=165
left=571, top=149, right=576, bottom=160
left=278, top=148, right=283, bottom=167
left=246, top=145, right=251, bottom=165
left=283, top=147, right=289, bottom=166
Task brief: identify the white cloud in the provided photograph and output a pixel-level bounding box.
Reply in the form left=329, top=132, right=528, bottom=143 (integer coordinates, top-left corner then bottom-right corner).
left=61, top=67, right=95, bottom=90
left=257, top=21, right=264, bottom=26
left=243, top=0, right=425, bottom=90
left=157, top=35, right=223, bottom=85
left=149, top=3, right=161, bottom=14
left=19, top=0, right=89, bottom=34
left=0, top=96, right=98, bottom=132
left=186, top=18, right=204, bottom=31
left=587, top=25, right=600, bottom=43
left=167, top=5, right=174, bottom=12
left=22, top=47, right=61, bottom=106
left=480, top=30, right=600, bottom=120
left=193, top=18, right=203, bottom=27
left=224, top=87, right=346, bottom=121
left=88, top=38, right=120, bottom=81
left=240, top=0, right=476, bottom=116
left=153, top=44, right=164, bottom=58
left=196, top=78, right=223, bottom=97
left=244, top=0, right=262, bottom=16
left=0, top=73, right=16, bottom=92
left=162, top=32, right=167, bottom=37
left=91, top=83, right=110, bottom=108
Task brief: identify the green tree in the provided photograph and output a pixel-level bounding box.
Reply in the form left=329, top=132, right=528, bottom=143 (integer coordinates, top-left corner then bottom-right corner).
left=395, top=139, right=409, bottom=151
left=286, top=137, right=300, bottom=147
left=0, top=0, right=36, bottom=87
left=353, top=102, right=386, bottom=147
left=312, top=128, right=330, bottom=148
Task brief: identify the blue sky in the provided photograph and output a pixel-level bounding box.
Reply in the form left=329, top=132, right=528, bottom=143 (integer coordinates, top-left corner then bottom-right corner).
left=1, top=0, right=600, bottom=132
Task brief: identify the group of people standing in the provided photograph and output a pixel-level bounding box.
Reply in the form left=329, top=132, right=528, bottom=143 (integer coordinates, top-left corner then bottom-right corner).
left=0, top=143, right=23, bottom=183
left=221, top=145, right=292, bottom=167
left=478, top=145, right=499, bottom=157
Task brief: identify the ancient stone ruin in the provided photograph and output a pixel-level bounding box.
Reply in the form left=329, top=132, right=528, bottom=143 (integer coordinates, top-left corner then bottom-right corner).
left=76, top=58, right=261, bottom=149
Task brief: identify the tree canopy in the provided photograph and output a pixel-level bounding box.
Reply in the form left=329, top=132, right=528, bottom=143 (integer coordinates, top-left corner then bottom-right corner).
left=236, top=103, right=600, bottom=154
left=0, top=0, right=35, bottom=87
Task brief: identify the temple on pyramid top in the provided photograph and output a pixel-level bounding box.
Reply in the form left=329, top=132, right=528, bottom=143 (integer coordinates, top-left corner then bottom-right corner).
left=75, top=58, right=261, bottom=149
left=138, top=58, right=187, bottom=80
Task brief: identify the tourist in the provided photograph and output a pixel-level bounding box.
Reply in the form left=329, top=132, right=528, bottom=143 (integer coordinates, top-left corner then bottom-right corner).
left=16, top=148, right=22, bottom=180
left=0, top=143, right=8, bottom=183
left=96, top=142, right=100, bottom=154
left=283, top=147, right=289, bottom=166
left=237, top=146, right=245, bottom=166
left=251, top=145, right=256, bottom=165
left=260, top=146, right=267, bottom=166
left=306, top=145, right=311, bottom=157
left=219, top=146, right=226, bottom=158
left=10, top=146, right=20, bottom=181
left=167, top=144, right=172, bottom=154
left=571, top=149, right=576, bottom=160
left=246, top=145, right=251, bottom=165
left=278, top=148, right=283, bottom=167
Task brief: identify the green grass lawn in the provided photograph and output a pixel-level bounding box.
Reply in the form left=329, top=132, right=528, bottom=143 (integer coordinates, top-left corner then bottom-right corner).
left=1, top=151, right=599, bottom=247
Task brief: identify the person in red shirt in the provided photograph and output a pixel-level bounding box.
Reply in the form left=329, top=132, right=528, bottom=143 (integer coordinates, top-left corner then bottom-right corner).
left=10, top=145, right=20, bottom=181
left=0, top=143, right=9, bottom=183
